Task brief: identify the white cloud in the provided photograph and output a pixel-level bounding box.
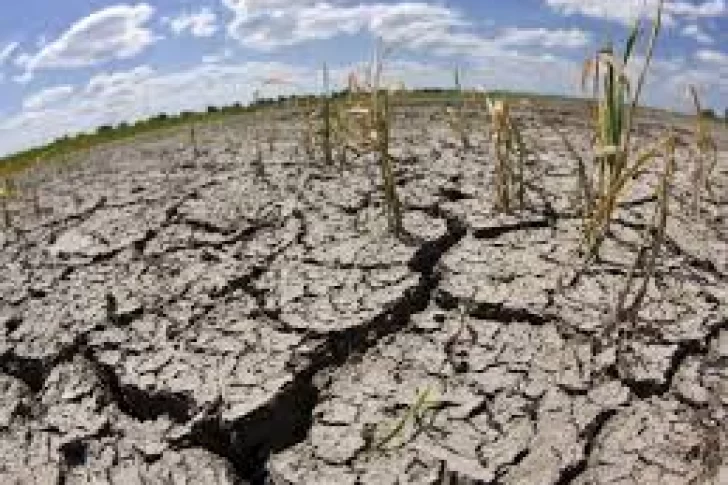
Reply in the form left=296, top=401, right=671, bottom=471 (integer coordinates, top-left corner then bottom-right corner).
left=668, top=0, right=725, bottom=16
left=217, top=0, right=594, bottom=112
left=202, top=48, right=234, bottom=64
left=681, top=23, right=714, bottom=43
left=634, top=52, right=728, bottom=110
left=221, top=1, right=590, bottom=57
left=0, top=41, right=19, bottom=64
left=165, top=7, right=218, bottom=37
left=84, top=65, right=156, bottom=97
left=0, top=61, right=314, bottom=156
left=696, top=48, right=728, bottom=65
left=22, top=85, right=75, bottom=110
left=544, top=0, right=726, bottom=25
left=223, top=2, right=465, bottom=49
left=493, top=28, right=591, bottom=48
left=221, top=0, right=320, bottom=12
left=16, top=4, right=158, bottom=81
left=545, top=0, right=665, bottom=24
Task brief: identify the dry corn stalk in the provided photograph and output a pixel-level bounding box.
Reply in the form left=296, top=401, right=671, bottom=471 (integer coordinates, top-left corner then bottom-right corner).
left=613, top=134, right=676, bottom=323
left=190, top=125, right=200, bottom=159
left=338, top=42, right=403, bottom=236
left=446, top=67, right=470, bottom=148
left=254, top=139, right=264, bottom=178
left=1, top=177, right=15, bottom=228
left=687, top=85, right=718, bottom=218
left=331, top=100, right=350, bottom=169
left=300, top=97, right=317, bottom=159
left=487, top=97, right=527, bottom=213
left=579, top=0, right=665, bottom=260
left=322, top=63, right=333, bottom=165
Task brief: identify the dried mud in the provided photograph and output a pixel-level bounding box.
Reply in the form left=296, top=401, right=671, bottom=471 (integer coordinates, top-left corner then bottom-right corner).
left=1, top=101, right=726, bottom=484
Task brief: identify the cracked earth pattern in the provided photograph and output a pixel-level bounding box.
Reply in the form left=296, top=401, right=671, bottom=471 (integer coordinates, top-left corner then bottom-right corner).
left=1, top=102, right=726, bottom=484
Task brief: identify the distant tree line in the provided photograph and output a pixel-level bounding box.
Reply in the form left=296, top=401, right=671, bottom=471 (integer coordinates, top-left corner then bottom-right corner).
left=47, top=90, right=728, bottom=141
left=86, top=87, right=478, bottom=137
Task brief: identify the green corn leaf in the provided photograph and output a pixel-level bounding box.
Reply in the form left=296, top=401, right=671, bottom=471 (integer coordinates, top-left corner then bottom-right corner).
left=624, top=18, right=641, bottom=63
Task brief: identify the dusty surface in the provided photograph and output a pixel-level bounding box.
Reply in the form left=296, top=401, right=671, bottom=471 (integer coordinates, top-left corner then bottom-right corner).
left=1, top=101, right=726, bottom=484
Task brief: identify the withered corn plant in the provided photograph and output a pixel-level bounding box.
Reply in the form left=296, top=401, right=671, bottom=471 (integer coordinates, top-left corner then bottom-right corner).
left=259, top=74, right=319, bottom=163
left=300, top=97, right=317, bottom=160
left=250, top=88, right=266, bottom=177
left=372, top=46, right=403, bottom=236
left=31, top=185, right=41, bottom=218
left=486, top=96, right=527, bottom=213
left=446, top=67, right=470, bottom=148
left=547, top=123, right=593, bottom=216
left=161, top=149, right=174, bottom=198
left=19, top=158, right=43, bottom=219
left=340, top=70, right=374, bottom=150
left=256, top=79, right=283, bottom=154
left=340, top=42, right=404, bottom=236
left=1, top=177, right=15, bottom=228
left=332, top=102, right=349, bottom=170
left=612, top=134, right=676, bottom=323
left=254, top=138, right=265, bottom=178
left=321, top=63, right=334, bottom=165
left=578, top=0, right=666, bottom=261
left=687, top=85, right=718, bottom=218
left=190, top=124, right=200, bottom=159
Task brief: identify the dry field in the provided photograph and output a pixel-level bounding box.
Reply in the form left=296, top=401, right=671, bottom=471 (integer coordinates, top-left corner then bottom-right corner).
left=0, top=96, right=727, bottom=485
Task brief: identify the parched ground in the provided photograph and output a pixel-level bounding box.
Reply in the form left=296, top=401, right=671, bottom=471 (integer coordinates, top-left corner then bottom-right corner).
left=1, top=100, right=726, bottom=485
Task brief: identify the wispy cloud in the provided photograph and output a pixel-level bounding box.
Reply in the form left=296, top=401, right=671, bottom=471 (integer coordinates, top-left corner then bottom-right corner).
left=222, top=2, right=467, bottom=50
left=668, top=0, right=725, bottom=16
left=202, top=48, right=234, bottom=64
left=0, top=61, right=313, bottom=155
left=544, top=0, right=726, bottom=25
left=696, top=48, right=728, bottom=65
left=164, top=7, right=218, bottom=38
left=681, top=23, right=714, bottom=43
left=22, top=85, right=75, bottom=110
left=0, top=41, right=19, bottom=64
left=220, top=1, right=591, bottom=57
left=633, top=50, right=728, bottom=110
left=14, top=4, right=159, bottom=83
left=493, top=28, right=590, bottom=48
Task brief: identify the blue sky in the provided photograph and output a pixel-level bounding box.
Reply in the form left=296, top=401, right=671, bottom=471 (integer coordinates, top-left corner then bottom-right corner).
left=0, top=0, right=726, bottom=156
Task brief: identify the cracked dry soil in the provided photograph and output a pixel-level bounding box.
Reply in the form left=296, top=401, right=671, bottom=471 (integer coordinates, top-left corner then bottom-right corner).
left=1, top=101, right=727, bottom=485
